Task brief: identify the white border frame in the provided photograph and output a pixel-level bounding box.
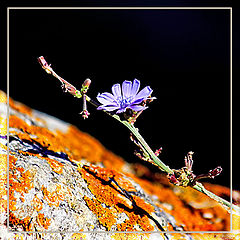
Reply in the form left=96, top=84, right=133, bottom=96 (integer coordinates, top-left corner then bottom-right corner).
left=7, top=6, right=233, bottom=234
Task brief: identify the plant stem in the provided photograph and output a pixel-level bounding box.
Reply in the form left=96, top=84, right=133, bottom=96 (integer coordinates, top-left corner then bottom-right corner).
left=121, top=120, right=173, bottom=174
left=193, top=182, right=240, bottom=215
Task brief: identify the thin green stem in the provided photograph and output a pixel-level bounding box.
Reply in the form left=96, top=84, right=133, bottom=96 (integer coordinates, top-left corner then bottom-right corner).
left=193, top=182, right=240, bottom=215
left=121, top=120, right=173, bottom=174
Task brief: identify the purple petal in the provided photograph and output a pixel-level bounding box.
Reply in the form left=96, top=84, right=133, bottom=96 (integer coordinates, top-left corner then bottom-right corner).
left=97, top=92, right=116, bottom=105
left=116, top=108, right=127, bottom=114
left=131, top=79, right=140, bottom=96
left=122, top=80, right=132, bottom=99
left=112, top=83, right=122, bottom=99
left=130, top=105, right=148, bottom=112
left=131, top=97, right=145, bottom=105
left=97, top=104, right=119, bottom=111
left=134, top=86, right=153, bottom=101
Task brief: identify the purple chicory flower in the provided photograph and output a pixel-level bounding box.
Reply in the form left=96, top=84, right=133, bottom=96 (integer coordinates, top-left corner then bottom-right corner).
left=97, top=79, right=153, bottom=114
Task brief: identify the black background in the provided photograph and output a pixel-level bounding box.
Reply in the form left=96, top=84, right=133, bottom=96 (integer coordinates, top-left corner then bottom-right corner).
left=2, top=6, right=233, bottom=188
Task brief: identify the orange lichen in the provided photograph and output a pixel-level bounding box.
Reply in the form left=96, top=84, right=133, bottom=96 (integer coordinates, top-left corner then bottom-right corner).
left=9, top=115, right=126, bottom=173
left=100, top=150, right=125, bottom=171
left=56, top=125, right=126, bottom=170
left=9, top=155, right=35, bottom=212
left=46, top=158, right=63, bottom=174
left=9, top=212, right=33, bottom=231
left=31, top=195, right=43, bottom=212
left=130, top=174, right=230, bottom=231
left=81, top=164, right=136, bottom=192
left=80, top=165, right=157, bottom=231
left=203, top=183, right=231, bottom=201
left=42, top=184, right=65, bottom=207
left=84, top=196, right=117, bottom=230
left=9, top=115, right=66, bottom=153
left=10, top=168, right=34, bottom=194
left=36, top=213, right=51, bottom=230
left=9, top=98, right=33, bottom=116
left=132, top=195, right=155, bottom=214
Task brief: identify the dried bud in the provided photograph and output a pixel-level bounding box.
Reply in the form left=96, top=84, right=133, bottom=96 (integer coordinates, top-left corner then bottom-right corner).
left=155, top=147, right=162, bottom=156
left=168, top=173, right=179, bottom=185
left=38, top=56, right=52, bottom=74
left=61, top=83, right=76, bottom=95
left=208, top=166, right=222, bottom=178
left=184, top=151, right=194, bottom=171
left=187, top=151, right=194, bottom=159
left=80, top=110, right=90, bottom=120
left=168, top=168, right=196, bottom=187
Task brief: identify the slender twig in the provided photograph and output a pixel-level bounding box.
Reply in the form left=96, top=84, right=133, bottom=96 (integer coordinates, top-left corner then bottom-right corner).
left=37, top=56, right=240, bottom=215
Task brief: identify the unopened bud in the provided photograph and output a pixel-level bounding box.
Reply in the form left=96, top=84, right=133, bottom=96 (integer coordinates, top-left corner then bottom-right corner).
left=155, top=147, right=162, bottom=156
left=38, top=56, right=52, bottom=74
left=208, top=166, right=222, bottom=178
left=81, top=78, right=91, bottom=94
left=83, top=78, right=91, bottom=88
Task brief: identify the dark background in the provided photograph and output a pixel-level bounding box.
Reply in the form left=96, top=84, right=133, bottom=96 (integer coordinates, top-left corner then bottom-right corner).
left=4, top=8, right=232, bottom=188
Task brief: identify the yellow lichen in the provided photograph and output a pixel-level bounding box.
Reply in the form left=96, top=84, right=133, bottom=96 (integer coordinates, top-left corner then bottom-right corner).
left=0, top=154, right=7, bottom=213
left=111, top=233, right=151, bottom=240
left=0, top=117, right=7, bottom=135
left=71, top=233, right=86, bottom=240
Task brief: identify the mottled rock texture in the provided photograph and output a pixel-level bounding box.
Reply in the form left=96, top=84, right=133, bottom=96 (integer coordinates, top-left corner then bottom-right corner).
left=0, top=90, right=239, bottom=240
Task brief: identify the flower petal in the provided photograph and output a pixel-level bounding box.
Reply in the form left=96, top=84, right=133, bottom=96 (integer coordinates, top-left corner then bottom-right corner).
left=112, top=83, right=122, bottom=99
left=97, top=104, right=119, bottom=111
left=122, top=80, right=132, bottom=99
left=97, top=92, right=116, bottom=105
left=131, top=97, right=145, bottom=105
left=130, top=105, right=148, bottom=112
left=131, top=79, right=140, bottom=96
left=134, top=86, right=153, bottom=101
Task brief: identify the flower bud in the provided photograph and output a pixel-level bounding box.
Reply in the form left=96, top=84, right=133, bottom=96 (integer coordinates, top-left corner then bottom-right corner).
left=38, top=56, right=51, bottom=74
left=83, top=78, right=91, bottom=88
left=208, top=166, right=222, bottom=178
left=81, top=78, right=91, bottom=94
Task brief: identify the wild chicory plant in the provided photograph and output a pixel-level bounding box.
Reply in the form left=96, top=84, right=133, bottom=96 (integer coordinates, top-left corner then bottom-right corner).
left=38, top=56, right=240, bottom=215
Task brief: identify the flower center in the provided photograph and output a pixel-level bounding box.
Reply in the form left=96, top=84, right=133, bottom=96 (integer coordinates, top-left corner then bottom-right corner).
left=118, top=97, right=133, bottom=109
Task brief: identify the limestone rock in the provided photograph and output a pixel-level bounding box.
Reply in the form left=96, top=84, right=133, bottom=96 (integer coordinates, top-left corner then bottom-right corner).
left=0, top=90, right=239, bottom=240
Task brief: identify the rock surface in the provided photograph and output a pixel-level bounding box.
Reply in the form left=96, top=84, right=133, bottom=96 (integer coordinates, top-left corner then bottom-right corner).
left=0, top=90, right=239, bottom=240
